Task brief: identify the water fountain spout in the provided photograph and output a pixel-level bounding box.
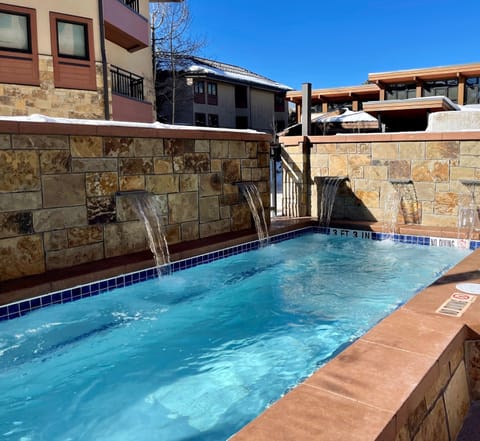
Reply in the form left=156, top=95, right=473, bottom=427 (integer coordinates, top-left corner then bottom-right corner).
left=315, top=176, right=348, bottom=227
left=121, top=191, right=171, bottom=276
left=389, top=179, right=420, bottom=225
left=460, top=180, right=480, bottom=205
left=237, top=182, right=270, bottom=246
left=458, top=180, right=480, bottom=241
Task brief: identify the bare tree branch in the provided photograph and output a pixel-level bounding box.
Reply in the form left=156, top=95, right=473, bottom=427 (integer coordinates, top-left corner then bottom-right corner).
left=150, top=1, right=205, bottom=123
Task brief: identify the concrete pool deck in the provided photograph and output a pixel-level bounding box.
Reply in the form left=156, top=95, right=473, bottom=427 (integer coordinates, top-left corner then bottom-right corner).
left=1, top=217, right=480, bottom=440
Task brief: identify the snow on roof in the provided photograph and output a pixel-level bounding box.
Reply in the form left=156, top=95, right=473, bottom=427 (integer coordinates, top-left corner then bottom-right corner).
left=459, top=104, right=480, bottom=111
left=183, top=56, right=293, bottom=92
left=313, top=109, right=377, bottom=123
left=0, top=114, right=264, bottom=134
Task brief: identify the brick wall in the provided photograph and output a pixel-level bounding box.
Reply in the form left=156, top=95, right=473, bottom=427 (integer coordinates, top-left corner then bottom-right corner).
left=0, top=121, right=271, bottom=282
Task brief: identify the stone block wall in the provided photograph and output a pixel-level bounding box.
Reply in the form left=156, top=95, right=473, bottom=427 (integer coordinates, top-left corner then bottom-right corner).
left=279, top=133, right=480, bottom=227
left=394, top=330, right=471, bottom=441
left=0, top=56, right=106, bottom=119
left=0, top=121, right=271, bottom=282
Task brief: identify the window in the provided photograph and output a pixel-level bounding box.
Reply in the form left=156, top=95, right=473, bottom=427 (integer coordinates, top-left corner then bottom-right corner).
left=465, top=77, right=480, bottom=105
left=56, top=20, right=88, bottom=60
left=385, top=83, right=416, bottom=100
left=207, top=82, right=218, bottom=105
left=194, top=80, right=205, bottom=104
left=195, top=112, right=206, bottom=126
left=0, top=11, right=30, bottom=52
left=327, top=101, right=352, bottom=112
left=235, top=85, right=248, bottom=108
left=208, top=114, right=219, bottom=127
left=50, top=12, right=96, bottom=90
left=236, top=116, right=248, bottom=129
left=274, top=93, right=285, bottom=112
left=423, top=79, right=458, bottom=102
left=0, top=5, right=39, bottom=85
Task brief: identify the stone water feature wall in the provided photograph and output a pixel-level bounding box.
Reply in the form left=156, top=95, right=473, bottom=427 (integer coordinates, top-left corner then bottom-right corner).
left=279, top=132, right=480, bottom=227
left=0, top=121, right=271, bottom=282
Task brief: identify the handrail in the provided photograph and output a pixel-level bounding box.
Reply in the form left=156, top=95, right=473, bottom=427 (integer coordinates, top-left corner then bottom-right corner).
left=111, top=65, right=144, bottom=101
left=118, top=0, right=139, bottom=13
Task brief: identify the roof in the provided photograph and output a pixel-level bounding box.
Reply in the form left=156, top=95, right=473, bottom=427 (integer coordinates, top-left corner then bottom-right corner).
left=181, top=56, right=293, bottom=92
left=287, top=84, right=379, bottom=104
left=363, top=96, right=460, bottom=116
left=368, top=62, right=480, bottom=84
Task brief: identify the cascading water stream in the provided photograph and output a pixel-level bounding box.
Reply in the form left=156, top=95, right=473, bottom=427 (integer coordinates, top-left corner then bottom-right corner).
left=316, top=176, right=347, bottom=227
left=382, top=185, right=400, bottom=240
left=132, top=192, right=171, bottom=276
left=239, top=183, right=270, bottom=247
left=389, top=180, right=420, bottom=224
left=458, top=180, right=480, bottom=241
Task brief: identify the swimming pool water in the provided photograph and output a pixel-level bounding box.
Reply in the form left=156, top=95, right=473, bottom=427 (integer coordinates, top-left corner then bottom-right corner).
left=0, top=233, right=471, bottom=440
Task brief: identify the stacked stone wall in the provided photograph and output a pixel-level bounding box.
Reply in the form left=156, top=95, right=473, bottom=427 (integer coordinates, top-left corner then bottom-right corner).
left=0, top=123, right=271, bottom=282
left=0, top=56, right=106, bottom=119
left=280, top=133, right=480, bottom=227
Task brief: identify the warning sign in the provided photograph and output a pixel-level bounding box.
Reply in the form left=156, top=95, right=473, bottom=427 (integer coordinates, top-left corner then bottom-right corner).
left=436, top=292, right=476, bottom=317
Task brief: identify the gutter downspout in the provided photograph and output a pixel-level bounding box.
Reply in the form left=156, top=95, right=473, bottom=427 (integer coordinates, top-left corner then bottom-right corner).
left=98, top=0, right=110, bottom=120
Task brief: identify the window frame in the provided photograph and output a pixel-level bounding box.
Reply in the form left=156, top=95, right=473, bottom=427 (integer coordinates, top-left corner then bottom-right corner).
left=422, top=78, right=458, bottom=103
left=274, top=93, right=285, bottom=113
left=195, top=112, right=206, bottom=126
left=207, top=82, right=218, bottom=105
left=49, top=12, right=96, bottom=90
left=193, top=80, right=205, bottom=104
left=55, top=19, right=89, bottom=61
left=0, top=4, right=39, bottom=85
left=385, top=82, right=417, bottom=101
left=235, top=85, right=248, bottom=109
left=0, top=9, right=31, bottom=53
left=208, top=113, right=219, bottom=127
left=465, top=77, right=480, bottom=105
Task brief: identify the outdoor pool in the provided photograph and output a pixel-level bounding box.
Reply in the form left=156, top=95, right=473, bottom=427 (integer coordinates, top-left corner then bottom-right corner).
left=0, top=231, right=471, bottom=440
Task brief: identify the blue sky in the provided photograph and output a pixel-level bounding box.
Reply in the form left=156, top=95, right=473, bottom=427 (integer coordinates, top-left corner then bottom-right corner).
left=188, top=0, right=479, bottom=91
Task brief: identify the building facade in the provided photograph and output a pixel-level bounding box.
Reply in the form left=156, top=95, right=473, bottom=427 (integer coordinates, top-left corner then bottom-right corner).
left=0, top=0, right=176, bottom=122
left=287, top=62, right=480, bottom=133
left=156, top=56, right=292, bottom=134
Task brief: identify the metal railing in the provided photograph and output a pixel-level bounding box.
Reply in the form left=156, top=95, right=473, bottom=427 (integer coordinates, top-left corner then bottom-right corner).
left=119, top=0, right=139, bottom=13
left=111, top=65, right=144, bottom=101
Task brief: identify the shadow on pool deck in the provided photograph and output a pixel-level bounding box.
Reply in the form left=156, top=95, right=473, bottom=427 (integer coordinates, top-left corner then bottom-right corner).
left=457, top=401, right=480, bottom=441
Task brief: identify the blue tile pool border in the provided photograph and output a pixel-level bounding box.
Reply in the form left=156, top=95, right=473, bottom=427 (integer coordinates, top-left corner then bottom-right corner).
left=1, top=226, right=479, bottom=321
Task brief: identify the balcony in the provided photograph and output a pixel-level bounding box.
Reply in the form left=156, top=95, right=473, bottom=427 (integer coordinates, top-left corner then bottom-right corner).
left=111, top=65, right=153, bottom=123
left=111, top=65, right=144, bottom=100
left=103, top=0, right=149, bottom=52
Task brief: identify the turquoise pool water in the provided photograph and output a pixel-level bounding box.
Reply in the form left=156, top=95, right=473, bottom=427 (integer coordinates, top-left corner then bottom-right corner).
left=0, top=233, right=471, bottom=440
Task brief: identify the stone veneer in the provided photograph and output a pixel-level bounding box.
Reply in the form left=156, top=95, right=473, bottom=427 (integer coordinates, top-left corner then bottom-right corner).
left=0, top=56, right=156, bottom=120
left=279, top=132, right=480, bottom=229
left=0, top=121, right=271, bottom=282
left=0, top=57, right=106, bottom=119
